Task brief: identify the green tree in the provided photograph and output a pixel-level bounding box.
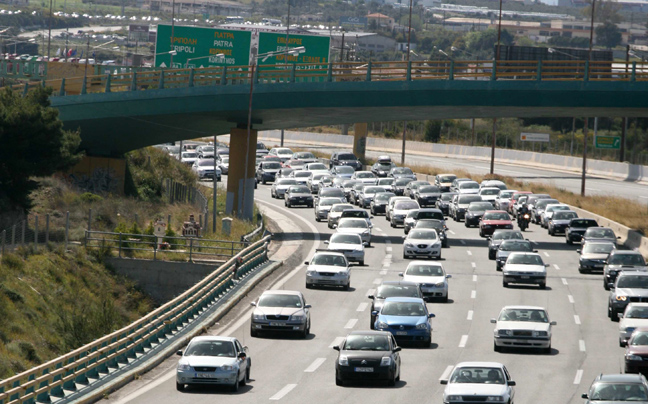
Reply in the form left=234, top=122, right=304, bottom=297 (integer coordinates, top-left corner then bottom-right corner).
left=581, top=0, right=622, bottom=24
left=0, top=87, right=82, bottom=212
left=424, top=120, right=443, bottom=143
left=465, top=28, right=514, bottom=59
left=595, top=21, right=622, bottom=48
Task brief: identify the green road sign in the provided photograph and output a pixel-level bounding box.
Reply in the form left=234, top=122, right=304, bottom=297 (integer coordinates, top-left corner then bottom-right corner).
left=594, top=135, right=621, bottom=149
left=155, top=24, right=251, bottom=69
left=257, top=32, right=330, bottom=67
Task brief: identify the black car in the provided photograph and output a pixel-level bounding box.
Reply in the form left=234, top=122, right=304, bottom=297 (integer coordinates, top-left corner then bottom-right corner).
left=389, top=167, right=417, bottom=181
left=414, top=185, right=442, bottom=208
left=333, top=331, right=401, bottom=387
left=391, top=178, right=413, bottom=196
left=368, top=281, right=423, bottom=328
left=330, top=151, right=363, bottom=171
left=255, top=161, right=281, bottom=184
left=464, top=201, right=496, bottom=228
left=565, top=218, right=599, bottom=245
left=284, top=185, right=314, bottom=208
left=436, top=192, right=458, bottom=216
left=582, top=373, right=648, bottom=403
left=371, top=192, right=396, bottom=215
left=414, top=219, right=449, bottom=248
left=488, top=230, right=525, bottom=260
left=255, top=141, right=269, bottom=156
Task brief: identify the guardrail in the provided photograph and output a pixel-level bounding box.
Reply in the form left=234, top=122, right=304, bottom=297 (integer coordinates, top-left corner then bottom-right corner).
left=0, top=235, right=271, bottom=404
left=13, top=59, right=648, bottom=97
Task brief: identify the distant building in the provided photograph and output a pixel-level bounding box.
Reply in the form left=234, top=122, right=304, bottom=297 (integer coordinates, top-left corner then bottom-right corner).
left=367, top=13, right=396, bottom=30
left=142, top=0, right=250, bottom=17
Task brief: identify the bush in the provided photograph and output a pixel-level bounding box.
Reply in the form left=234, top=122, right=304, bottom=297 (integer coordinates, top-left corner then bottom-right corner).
left=79, top=192, right=103, bottom=203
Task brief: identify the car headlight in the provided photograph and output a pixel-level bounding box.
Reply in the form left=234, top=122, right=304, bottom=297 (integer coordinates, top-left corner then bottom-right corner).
left=416, top=323, right=429, bottom=330
left=434, top=282, right=445, bottom=287
left=405, top=243, right=414, bottom=248
left=339, top=356, right=349, bottom=366
left=380, top=357, right=392, bottom=366
left=498, top=329, right=512, bottom=336
left=447, top=396, right=461, bottom=401
left=306, top=270, right=315, bottom=277
left=616, top=295, right=628, bottom=301
left=335, top=271, right=348, bottom=277
left=627, top=354, right=643, bottom=361
left=177, top=364, right=192, bottom=372
left=252, top=313, right=265, bottom=321
left=533, top=331, right=548, bottom=337
left=221, top=365, right=235, bottom=371
left=291, top=314, right=305, bottom=322
left=376, top=322, right=388, bottom=330
left=486, top=396, right=505, bottom=402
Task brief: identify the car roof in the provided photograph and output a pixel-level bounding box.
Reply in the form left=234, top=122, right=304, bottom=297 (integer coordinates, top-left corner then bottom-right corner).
left=480, top=187, right=501, bottom=191
left=407, top=260, right=443, bottom=267
left=508, top=252, right=541, bottom=257
left=190, top=335, right=237, bottom=343
left=260, top=290, right=302, bottom=296
left=455, top=361, right=505, bottom=368
left=348, top=330, right=392, bottom=337
left=383, top=297, right=426, bottom=304
left=596, top=373, right=646, bottom=383
left=418, top=208, right=443, bottom=212
left=618, top=272, right=648, bottom=278
left=314, top=251, right=346, bottom=257
left=484, top=210, right=508, bottom=214
left=501, top=305, right=546, bottom=311
left=610, top=250, right=643, bottom=255
left=627, top=303, right=648, bottom=308
left=380, top=281, right=420, bottom=287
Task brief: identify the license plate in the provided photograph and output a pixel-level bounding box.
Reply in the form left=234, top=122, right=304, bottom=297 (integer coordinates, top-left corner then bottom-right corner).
left=416, top=250, right=429, bottom=254
left=298, top=199, right=305, bottom=202
left=195, top=373, right=214, bottom=378
left=269, top=322, right=284, bottom=326
left=521, top=276, right=530, bottom=279
left=355, top=367, right=374, bottom=372
left=396, top=331, right=408, bottom=336
left=422, top=287, right=434, bottom=292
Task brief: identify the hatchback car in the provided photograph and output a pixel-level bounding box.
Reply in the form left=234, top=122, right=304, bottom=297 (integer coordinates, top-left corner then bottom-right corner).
left=414, top=219, right=449, bottom=248
left=271, top=178, right=297, bottom=199
left=403, top=229, right=442, bottom=260
left=464, top=201, right=496, bottom=228
left=325, top=233, right=366, bottom=265
left=333, top=331, right=401, bottom=387
left=457, top=181, right=480, bottom=195
left=451, top=194, right=483, bottom=222
left=404, top=181, right=430, bottom=199
left=305, top=251, right=351, bottom=290
left=404, top=208, right=445, bottom=235
left=391, top=199, right=421, bottom=228
left=494, top=190, right=518, bottom=212
left=399, top=261, right=451, bottom=301
left=412, top=185, right=442, bottom=207
left=357, top=186, right=389, bottom=209
left=290, top=151, right=318, bottom=165
left=619, top=303, right=648, bottom=347
left=625, top=328, right=648, bottom=374
left=583, top=226, right=620, bottom=245
left=435, top=173, right=457, bottom=192
left=540, top=204, right=571, bottom=228
left=371, top=192, right=396, bottom=215
left=307, top=173, right=328, bottom=194
left=377, top=177, right=395, bottom=187
left=368, top=281, right=423, bottom=328
left=336, top=218, right=372, bottom=246
left=268, top=147, right=293, bottom=162
left=605, top=251, right=648, bottom=290
left=478, top=187, right=501, bottom=205
left=582, top=373, right=648, bottom=403
left=330, top=165, right=356, bottom=179
left=351, top=171, right=378, bottom=185
left=386, top=196, right=411, bottom=222
left=316, top=187, right=346, bottom=204
left=255, top=161, right=281, bottom=184
left=371, top=158, right=396, bottom=177
left=284, top=185, right=314, bottom=208
left=491, top=306, right=555, bottom=353
left=502, top=252, right=548, bottom=289
left=339, top=209, right=373, bottom=227
left=289, top=170, right=313, bottom=185
left=578, top=241, right=616, bottom=273
left=391, top=177, right=413, bottom=196
left=608, top=273, right=648, bottom=321
left=250, top=290, right=311, bottom=338
left=373, top=297, right=435, bottom=347
left=330, top=151, right=363, bottom=171
left=437, top=192, right=458, bottom=216
left=565, top=218, right=599, bottom=244
left=389, top=167, right=417, bottom=181
left=548, top=210, right=578, bottom=236
left=176, top=336, right=250, bottom=392
left=441, top=362, right=516, bottom=404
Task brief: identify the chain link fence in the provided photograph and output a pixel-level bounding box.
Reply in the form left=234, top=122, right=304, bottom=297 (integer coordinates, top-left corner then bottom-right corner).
left=0, top=212, right=74, bottom=255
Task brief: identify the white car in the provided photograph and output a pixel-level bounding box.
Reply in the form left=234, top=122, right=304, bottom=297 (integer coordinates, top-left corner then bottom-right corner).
left=481, top=179, right=507, bottom=190
left=336, top=218, right=372, bottom=246
left=386, top=196, right=411, bottom=222
left=325, top=232, right=366, bottom=265
left=491, top=306, right=555, bottom=353
left=390, top=199, right=420, bottom=228
left=399, top=260, right=451, bottom=302
left=540, top=204, right=570, bottom=228
left=494, top=189, right=518, bottom=211
left=191, top=158, right=221, bottom=181
left=268, top=147, right=294, bottom=162
left=271, top=178, right=297, bottom=199
left=402, top=228, right=442, bottom=260
left=478, top=187, right=501, bottom=206
left=457, top=181, right=480, bottom=195
left=315, top=197, right=345, bottom=222
left=441, top=362, right=516, bottom=404
left=307, top=173, right=328, bottom=193
left=351, top=171, right=378, bottom=185
left=305, top=251, right=351, bottom=290
left=619, top=303, right=648, bottom=347
left=304, top=162, right=329, bottom=175
left=327, top=203, right=355, bottom=229
left=217, top=155, right=229, bottom=174
left=180, top=151, right=198, bottom=166
left=176, top=336, right=250, bottom=392
left=502, top=252, right=548, bottom=289
left=289, top=170, right=313, bottom=185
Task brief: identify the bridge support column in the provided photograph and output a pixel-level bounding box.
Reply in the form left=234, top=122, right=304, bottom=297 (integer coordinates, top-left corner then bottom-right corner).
left=226, top=127, right=257, bottom=220
left=353, top=123, right=368, bottom=165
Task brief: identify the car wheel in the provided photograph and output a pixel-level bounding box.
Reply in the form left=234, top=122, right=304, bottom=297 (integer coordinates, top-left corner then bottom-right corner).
left=335, top=372, right=344, bottom=386
left=620, top=339, right=626, bottom=347
left=262, top=179, right=266, bottom=185
left=396, top=368, right=401, bottom=382
left=403, top=254, right=409, bottom=259
left=539, top=282, right=546, bottom=289
left=343, top=283, right=350, bottom=291
left=305, top=282, right=312, bottom=289
left=566, top=238, right=573, bottom=245
left=245, top=367, right=250, bottom=382
left=442, top=294, right=448, bottom=303
left=612, top=312, right=620, bottom=322
left=503, top=281, right=509, bottom=287
left=303, top=321, right=310, bottom=338
left=367, top=241, right=371, bottom=247
left=479, top=229, right=483, bottom=237
left=578, top=266, right=584, bottom=274
left=359, top=260, right=364, bottom=266
left=240, top=369, right=247, bottom=387
left=390, top=220, right=395, bottom=228
left=231, top=372, right=240, bottom=392
left=176, top=382, right=184, bottom=391
left=604, top=281, right=610, bottom=291
left=465, top=221, right=470, bottom=228
left=370, top=317, right=375, bottom=329
left=287, top=201, right=292, bottom=208
left=315, top=217, right=320, bottom=222
left=251, top=327, right=259, bottom=338
left=494, top=342, right=501, bottom=352
left=387, top=373, right=396, bottom=387
left=437, top=254, right=442, bottom=260
left=308, top=204, right=313, bottom=208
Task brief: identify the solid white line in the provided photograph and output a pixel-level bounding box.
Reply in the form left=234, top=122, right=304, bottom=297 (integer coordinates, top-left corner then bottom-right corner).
left=574, top=315, right=581, bottom=325
left=270, top=384, right=298, bottom=400
left=553, top=264, right=560, bottom=270
left=373, top=278, right=382, bottom=285
left=574, top=369, right=584, bottom=385
left=562, top=278, right=568, bottom=285
left=471, top=262, right=476, bottom=269
left=588, top=188, right=602, bottom=192
left=467, top=250, right=473, bottom=256
left=386, top=246, right=392, bottom=252
left=367, top=289, right=376, bottom=296
left=579, top=340, right=586, bottom=351
left=356, top=302, right=369, bottom=312
left=460, top=240, right=466, bottom=245
left=543, top=252, right=550, bottom=257
left=459, top=335, right=469, bottom=348
left=439, top=365, right=454, bottom=381
left=641, top=196, right=648, bottom=200
left=467, top=310, right=474, bottom=320
left=472, top=274, right=477, bottom=282
left=568, top=295, right=575, bottom=303
left=471, top=290, right=476, bottom=299
left=329, top=337, right=344, bottom=348
left=304, top=358, right=326, bottom=373
left=344, top=319, right=358, bottom=329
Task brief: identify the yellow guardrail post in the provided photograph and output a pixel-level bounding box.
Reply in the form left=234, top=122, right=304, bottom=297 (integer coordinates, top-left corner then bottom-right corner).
left=130, top=71, right=137, bottom=91
left=327, top=63, right=332, bottom=82
left=188, top=68, right=194, bottom=87
left=407, top=61, right=412, bottom=81
left=366, top=60, right=372, bottom=82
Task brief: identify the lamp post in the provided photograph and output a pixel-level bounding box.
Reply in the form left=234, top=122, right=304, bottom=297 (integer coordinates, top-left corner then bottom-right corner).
left=496, top=0, right=503, bottom=60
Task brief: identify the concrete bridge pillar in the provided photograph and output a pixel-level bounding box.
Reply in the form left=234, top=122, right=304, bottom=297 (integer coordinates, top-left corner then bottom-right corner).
left=353, top=123, right=368, bottom=164
left=226, top=127, right=257, bottom=220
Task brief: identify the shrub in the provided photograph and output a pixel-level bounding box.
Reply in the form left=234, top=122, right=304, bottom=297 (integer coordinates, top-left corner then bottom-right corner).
left=79, top=192, right=103, bottom=203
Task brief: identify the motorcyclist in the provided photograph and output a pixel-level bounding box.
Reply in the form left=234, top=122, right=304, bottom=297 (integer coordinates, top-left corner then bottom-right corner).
left=518, top=205, right=530, bottom=227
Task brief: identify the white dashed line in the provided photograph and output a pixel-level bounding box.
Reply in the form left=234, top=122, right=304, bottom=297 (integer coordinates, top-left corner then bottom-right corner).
left=448, top=230, right=456, bottom=235
left=440, top=365, right=454, bottom=381
left=344, top=319, right=358, bottom=329
left=574, top=315, right=581, bottom=325
left=471, top=290, right=476, bottom=299
left=543, top=252, right=550, bottom=257
left=304, top=358, right=326, bottom=373
left=472, top=275, right=477, bottom=282
left=375, top=227, right=383, bottom=232
left=356, top=303, right=369, bottom=312
left=461, top=240, right=466, bottom=245
left=386, top=247, right=392, bottom=253
left=568, top=295, right=575, bottom=304
left=574, top=369, right=584, bottom=385
left=380, top=270, right=388, bottom=275
left=329, top=337, right=344, bottom=348
left=373, top=278, right=382, bottom=285
left=471, top=262, right=476, bottom=269
left=467, top=310, right=474, bottom=320
left=459, top=335, right=469, bottom=348
left=467, top=251, right=473, bottom=256
left=579, top=340, right=586, bottom=351
left=562, top=278, right=568, bottom=285
left=553, top=264, right=560, bottom=270
left=270, top=384, right=298, bottom=400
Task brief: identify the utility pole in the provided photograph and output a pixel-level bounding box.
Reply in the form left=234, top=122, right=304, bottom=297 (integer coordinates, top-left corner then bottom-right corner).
left=47, top=0, right=53, bottom=58
left=401, top=0, right=413, bottom=166
left=496, top=0, right=503, bottom=60
left=581, top=118, right=588, bottom=196
left=621, top=44, right=630, bottom=162
left=490, top=118, right=497, bottom=175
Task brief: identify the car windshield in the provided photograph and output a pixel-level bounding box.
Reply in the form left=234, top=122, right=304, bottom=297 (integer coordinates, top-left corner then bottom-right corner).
left=499, top=191, right=515, bottom=199
left=319, top=198, right=340, bottom=207
left=262, top=163, right=281, bottom=169
left=393, top=168, right=413, bottom=175
left=408, top=230, right=438, bottom=240
left=342, top=211, right=369, bottom=218
left=395, top=201, right=419, bottom=210
left=257, top=143, right=266, bottom=149
left=312, top=174, right=326, bottom=180
left=378, top=178, right=395, bottom=185
left=468, top=203, right=493, bottom=211
left=330, top=234, right=362, bottom=245
left=321, top=189, right=344, bottom=197
left=343, top=181, right=360, bottom=189
left=571, top=219, right=598, bottom=228
left=289, top=186, right=310, bottom=193
left=381, top=301, right=426, bottom=316
left=295, top=152, right=315, bottom=159
left=507, top=254, right=544, bottom=265
left=376, top=193, right=395, bottom=202
left=335, top=166, right=355, bottom=173
left=419, top=186, right=441, bottom=193
left=221, top=157, right=230, bottom=163
left=375, top=163, right=392, bottom=169
left=395, top=178, right=412, bottom=186
left=618, top=275, right=648, bottom=289
left=354, top=184, right=365, bottom=191
left=441, top=193, right=457, bottom=201
left=418, top=211, right=444, bottom=220
left=554, top=212, right=578, bottom=220
left=201, top=146, right=214, bottom=152
left=365, top=187, right=384, bottom=194
left=277, top=179, right=297, bottom=186
left=583, top=243, right=616, bottom=254
left=450, top=367, right=505, bottom=385
left=547, top=206, right=570, bottom=213
left=626, top=306, right=648, bottom=319
left=586, top=228, right=616, bottom=238
left=631, top=332, right=648, bottom=346
left=185, top=341, right=235, bottom=357
left=309, top=164, right=327, bottom=170
left=536, top=200, right=559, bottom=209
left=493, top=231, right=524, bottom=241
left=480, top=189, right=500, bottom=195
left=406, top=264, right=443, bottom=276
left=182, top=152, right=197, bottom=158
left=338, top=154, right=357, bottom=161
left=416, top=220, right=444, bottom=231
left=498, top=308, right=548, bottom=322
left=343, top=335, right=390, bottom=351
left=331, top=204, right=354, bottom=212
left=376, top=285, right=420, bottom=299
left=197, top=160, right=213, bottom=166
left=311, top=254, right=347, bottom=266
left=277, top=148, right=292, bottom=154
left=499, top=241, right=532, bottom=252
left=338, top=219, right=368, bottom=229
left=407, top=210, right=420, bottom=219
left=294, top=172, right=312, bottom=178
left=357, top=173, right=375, bottom=179
left=439, top=175, right=456, bottom=182
left=257, top=294, right=303, bottom=308
left=610, top=254, right=646, bottom=266
left=458, top=196, right=482, bottom=204
left=459, top=182, right=479, bottom=189
left=484, top=212, right=510, bottom=220
left=590, top=383, right=648, bottom=401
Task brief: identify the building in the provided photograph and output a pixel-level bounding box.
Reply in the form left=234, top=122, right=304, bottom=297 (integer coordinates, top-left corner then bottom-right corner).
left=141, top=0, right=250, bottom=18
left=367, top=13, right=395, bottom=30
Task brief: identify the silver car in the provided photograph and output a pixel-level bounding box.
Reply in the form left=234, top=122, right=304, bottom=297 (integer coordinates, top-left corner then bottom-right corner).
left=325, top=233, right=366, bottom=265
left=250, top=290, right=311, bottom=338
left=271, top=178, right=297, bottom=199
left=315, top=197, right=346, bottom=222
left=337, top=218, right=372, bottom=246
left=305, top=251, right=351, bottom=290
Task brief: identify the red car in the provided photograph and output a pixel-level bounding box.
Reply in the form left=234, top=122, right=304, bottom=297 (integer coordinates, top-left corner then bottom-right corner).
left=262, top=155, right=284, bottom=166
left=508, top=191, right=533, bottom=215
left=479, top=210, right=514, bottom=237
left=625, top=327, right=648, bottom=373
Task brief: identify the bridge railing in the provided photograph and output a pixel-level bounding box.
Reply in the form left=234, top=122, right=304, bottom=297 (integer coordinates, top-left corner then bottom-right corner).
left=11, top=59, right=648, bottom=97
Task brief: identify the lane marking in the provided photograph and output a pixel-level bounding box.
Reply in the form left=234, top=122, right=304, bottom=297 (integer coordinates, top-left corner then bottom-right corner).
left=386, top=247, right=393, bottom=253
left=459, top=335, right=469, bottom=348
left=471, top=290, right=476, bottom=299
left=367, top=288, right=376, bottom=296
left=472, top=275, right=477, bottom=282
left=467, top=310, right=473, bottom=320
left=380, top=270, right=388, bottom=275
left=460, top=240, right=466, bottom=245
left=270, top=384, right=297, bottom=400
left=304, top=358, right=326, bottom=373
left=467, top=250, right=473, bottom=256
left=574, top=315, right=581, bottom=325
left=375, top=227, right=383, bottom=232
left=448, top=230, right=456, bottom=235
left=329, top=337, right=344, bottom=348
left=568, top=295, right=575, bottom=304
left=562, top=278, right=568, bottom=285
left=543, top=252, right=550, bottom=257
left=439, top=365, right=454, bottom=381
left=574, top=369, right=584, bottom=385
left=356, top=302, right=369, bottom=312
left=553, top=264, right=560, bottom=270
left=344, top=319, right=358, bottom=329
left=579, top=340, right=586, bottom=352
left=373, top=278, right=382, bottom=285
left=471, top=262, right=476, bottom=269
left=588, top=188, right=602, bottom=192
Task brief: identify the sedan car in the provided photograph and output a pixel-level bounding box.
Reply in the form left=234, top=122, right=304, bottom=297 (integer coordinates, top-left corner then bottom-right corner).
left=391, top=199, right=420, bottom=228
left=488, top=230, right=525, bottom=260
left=191, top=158, right=221, bottom=181
left=399, top=260, right=450, bottom=301
left=478, top=187, right=501, bottom=206
left=441, top=362, right=516, bottom=404
left=479, top=210, right=514, bottom=237
left=608, top=273, right=648, bottom=321
left=495, top=240, right=535, bottom=271
left=305, top=251, right=351, bottom=290
left=373, top=297, right=435, bottom=347
left=357, top=185, right=389, bottom=209
left=333, top=331, right=401, bottom=387
left=624, top=327, right=648, bottom=374
left=436, top=192, right=458, bottom=216
left=284, top=185, right=314, bottom=208
left=316, top=187, right=346, bottom=204
left=289, top=170, right=313, bottom=185
left=336, top=218, right=372, bottom=246
left=494, top=190, right=517, bottom=212
left=250, top=290, right=311, bottom=337
left=464, top=201, right=496, bottom=228
left=540, top=204, right=571, bottom=228
left=583, top=226, right=620, bottom=245
left=330, top=165, right=356, bottom=179
left=414, top=219, right=448, bottom=248
left=371, top=158, right=396, bottom=178
left=290, top=151, right=318, bottom=165
left=216, top=155, right=229, bottom=174
left=502, top=252, right=548, bottom=289
left=548, top=210, right=578, bottom=236
left=255, top=161, right=281, bottom=184
left=435, top=173, right=457, bottom=192
left=327, top=203, right=355, bottom=229
left=404, top=181, right=430, bottom=199
left=349, top=183, right=366, bottom=205
left=175, top=336, right=250, bottom=392
left=414, top=185, right=442, bottom=208
left=450, top=194, right=483, bottom=222
left=619, top=303, right=648, bottom=347
left=351, top=171, right=378, bottom=185
left=578, top=241, right=616, bottom=274
left=457, top=181, right=480, bottom=195
left=582, top=373, right=648, bottom=403
left=368, top=281, right=423, bottom=328
left=370, top=192, right=396, bottom=215
left=404, top=208, right=445, bottom=235
left=307, top=173, right=328, bottom=194
left=565, top=218, right=599, bottom=245
left=268, top=147, right=293, bottom=162
left=330, top=151, right=363, bottom=171
left=271, top=178, right=297, bottom=199
left=402, top=229, right=442, bottom=260
left=389, top=167, right=417, bottom=181
left=315, top=197, right=346, bottom=222
left=325, top=233, right=365, bottom=265
left=390, top=177, right=413, bottom=196
left=386, top=196, right=411, bottom=222
left=604, top=250, right=648, bottom=290
left=491, top=306, right=555, bottom=353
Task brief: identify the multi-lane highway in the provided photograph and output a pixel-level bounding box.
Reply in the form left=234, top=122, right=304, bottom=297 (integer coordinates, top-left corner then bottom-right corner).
left=104, top=172, right=628, bottom=404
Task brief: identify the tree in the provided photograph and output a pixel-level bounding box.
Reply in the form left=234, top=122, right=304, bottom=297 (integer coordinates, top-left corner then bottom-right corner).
left=596, top=22, right=622, bottom=48
left=465, top=28, right=514, bottom=59
left=581, top=0, right=622, bottom=24
left=0, top=87, right=83, bottom=212
left=424, top=120, right=443, bottom=143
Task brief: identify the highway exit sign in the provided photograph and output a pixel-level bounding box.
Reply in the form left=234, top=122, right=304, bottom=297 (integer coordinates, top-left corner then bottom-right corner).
left=594, top=136, right=621, bottom=149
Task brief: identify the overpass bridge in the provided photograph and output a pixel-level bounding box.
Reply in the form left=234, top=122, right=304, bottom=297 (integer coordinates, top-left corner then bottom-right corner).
left=12, top=58, right=648, bottom=218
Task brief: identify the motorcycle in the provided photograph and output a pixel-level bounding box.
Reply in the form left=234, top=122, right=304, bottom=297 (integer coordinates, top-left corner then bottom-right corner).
left=518, top=213, right=530, bottom=231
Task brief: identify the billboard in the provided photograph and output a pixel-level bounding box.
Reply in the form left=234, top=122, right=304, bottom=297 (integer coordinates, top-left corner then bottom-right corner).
left=340, top=16, right=367, bottom=28
left=155, top=24, right=252, bottom=69
left=257, top=32, right=330, bottom=68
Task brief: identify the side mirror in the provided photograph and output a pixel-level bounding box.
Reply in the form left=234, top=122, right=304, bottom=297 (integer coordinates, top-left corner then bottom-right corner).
left=333, top=346, right=340, bottom=351
left=398, top=272, right=404, bottom=277
left=429, top=313, right=436, bottom=318
left=440, top=380, right=448, bottom=385
left=550, top=321, right=557, bottom=326
left=250, top=302, right=257, bottom=307
left=324, top=240, right=329, bottom=244
left=582, top=394, right=589, bottom=399
left=533, top=250, right=539, bottom=253
left=368, top=295, right=374, bottom=299
left=446, top=274, right=452, bottom=279
left=402, top=236, right=406, bottom=239
left=576, top=249, right=581, bottom=253
left=508, top=381, right=516, bottom=386
left=305, top=304, right=312, bottom=309
left=176, top=350, right=183, bottom=356
left=393, top=346, right=401, bottom=352
left=371, top=310, right=378, bottom=316
left=332, top=225, right=337, bottom=229
left=487, top=236, right=492, bottom=240
left=490, top=318, right=497, bottom=323
left=618, top=236, right=622, bottom=239
left=618, top=313, right=624, bottom=319
left=304, top=261, right=309, bottom=265
left=608, top=283, right=615, bottom=289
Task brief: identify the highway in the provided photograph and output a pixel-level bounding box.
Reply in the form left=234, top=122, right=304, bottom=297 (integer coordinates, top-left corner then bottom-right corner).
left=103, top=173, right=627, bottom=404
